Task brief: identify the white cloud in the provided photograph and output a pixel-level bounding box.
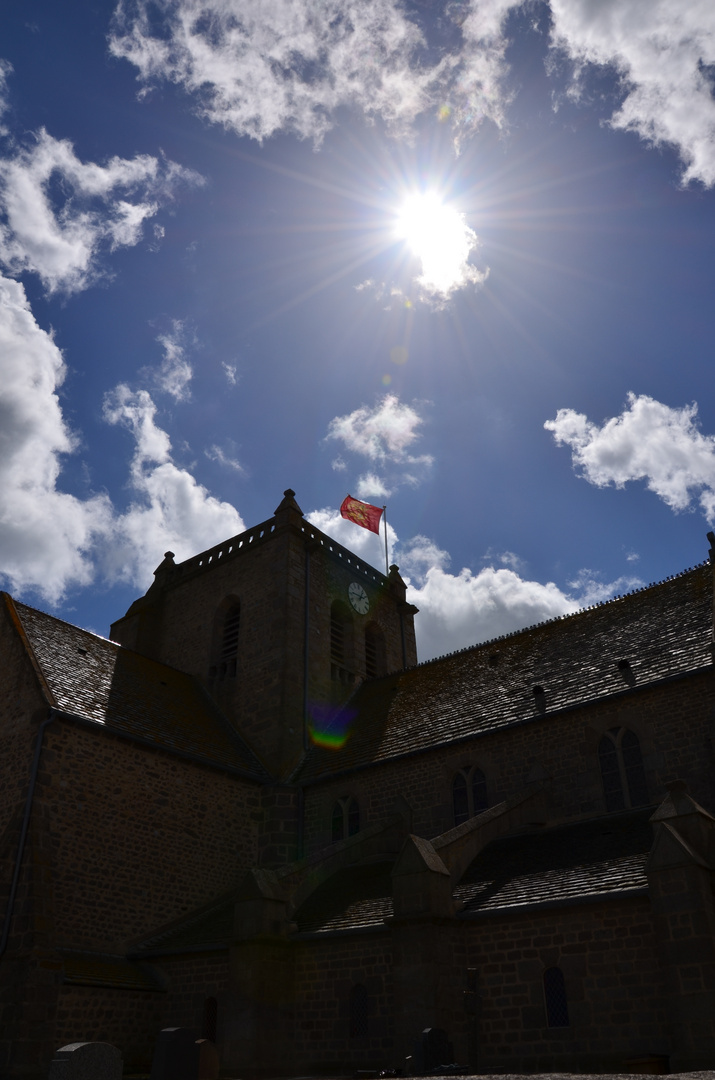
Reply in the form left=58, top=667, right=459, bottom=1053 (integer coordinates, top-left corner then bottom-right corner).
left=446, top=0, right=515, bottom=145
left=221, top=361, right=238, bottom=385
left=0, top=276, right=244, bottom=603
left=109, top=2, right=715, bottom=186
left=154, top=318, right=193, bottom=400
left=398, top=534, right=579, bottom=660
left=567, top=568, right=643, bottom=607
left=0, top=128, right=202, bottom=294
left=205, top=442, right=245, bottom=473
left=545, top=393, right=715, bottom=521
left=110, top=0, right=445, bottom=144
left=101, top=384, right=245, bottom=583
left=0, top=274, right=113, bottom=603
left=356, top=472, right=391, bottom=499
left=326, top=393, right=430, bottom=464
left=548, top=0, right=715, bottom=187
left=0, top=60, right=12, bottom=136
left=325, top=393, right=433, bottom=496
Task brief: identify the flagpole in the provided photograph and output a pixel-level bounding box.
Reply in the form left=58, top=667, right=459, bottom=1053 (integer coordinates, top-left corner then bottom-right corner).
left=382, top=505, right=388, bottom=576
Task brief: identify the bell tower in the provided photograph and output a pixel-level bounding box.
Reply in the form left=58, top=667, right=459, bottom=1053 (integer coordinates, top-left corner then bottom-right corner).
left=110, top=490, right=418, bottom=779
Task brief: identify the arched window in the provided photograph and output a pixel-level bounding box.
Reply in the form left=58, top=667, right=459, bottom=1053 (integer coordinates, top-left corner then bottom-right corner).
left=349, top=983, right=368, bottom=1038
left=202, top=996, right=218, bottom=1042
left=598, top=727, right=648, bottom=812
left=452, top=767, right=488, bottom=826
left=364, top=622, right=387, bottom=679
left=330, top=601, right=354, bottom=684
left=543, top=967, right=569, bottom=1028
left=209, top=599, right=240, bottom=680
left=331, top=796, right=360, bottom=842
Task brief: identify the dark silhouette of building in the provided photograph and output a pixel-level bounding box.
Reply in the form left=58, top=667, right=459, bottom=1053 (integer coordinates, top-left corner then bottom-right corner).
left=1, top=490, right=714, bottom=1077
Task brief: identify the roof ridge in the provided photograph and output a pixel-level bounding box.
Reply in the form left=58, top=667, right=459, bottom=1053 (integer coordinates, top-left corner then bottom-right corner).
left=409, top=560, right=710, bottom=671
left=2, top=593, right=58, bottom=708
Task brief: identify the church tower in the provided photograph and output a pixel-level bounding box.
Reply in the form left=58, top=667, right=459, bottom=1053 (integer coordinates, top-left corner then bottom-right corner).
left=110, top=490, right=418, bottom=778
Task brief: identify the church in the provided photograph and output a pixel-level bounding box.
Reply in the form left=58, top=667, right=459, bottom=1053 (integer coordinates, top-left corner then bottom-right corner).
left=2, top=488, right=715, bottom=1078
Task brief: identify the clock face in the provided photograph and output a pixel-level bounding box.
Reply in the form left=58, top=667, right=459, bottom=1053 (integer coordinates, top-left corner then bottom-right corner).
left=348, top=581, right=370, bottom=615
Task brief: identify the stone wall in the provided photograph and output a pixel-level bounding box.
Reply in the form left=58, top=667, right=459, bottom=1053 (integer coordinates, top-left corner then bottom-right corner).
left=301, top=669, right=715, bottom=853
left=36, top=721, right=261, bottom=950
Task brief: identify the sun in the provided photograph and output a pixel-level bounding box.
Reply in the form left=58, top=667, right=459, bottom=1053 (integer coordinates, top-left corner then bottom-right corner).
left=394, top=191, right=479, bottom=297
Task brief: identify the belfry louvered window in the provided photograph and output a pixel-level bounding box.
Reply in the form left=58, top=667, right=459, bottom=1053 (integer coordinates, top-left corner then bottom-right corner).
left=598, top=727, right=648, bottom=812
left=365, top=622, right=386, bottom=679
left=331, top=601, right=354, bottom=684
left=219, top=603, right=240, bottom=678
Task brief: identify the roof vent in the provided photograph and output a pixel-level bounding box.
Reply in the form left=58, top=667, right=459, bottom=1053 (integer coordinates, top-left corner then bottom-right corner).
left=532, top=685, right=546, bottom=714
left=488, top=652, right=501, bottom=667
left=617, top=659, right=636, bottom=687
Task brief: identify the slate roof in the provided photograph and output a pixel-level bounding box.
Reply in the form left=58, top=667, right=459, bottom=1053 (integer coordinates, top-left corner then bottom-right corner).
left=294, top=861, right=394, bottom=934
left=129, top=889, right=237, bottom=957
left=60, top=950, right=166, bottom=991
left=290, top=811, right=653, bottom=934
left=296, top=563, right=712, bottom=782
left=5, top=595, right=269, bottom=780
left=454, top=809, right=652, bottom=914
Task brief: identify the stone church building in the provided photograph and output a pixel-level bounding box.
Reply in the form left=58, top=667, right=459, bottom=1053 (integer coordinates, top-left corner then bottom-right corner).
left=2, top=489, right=715, bottom=1078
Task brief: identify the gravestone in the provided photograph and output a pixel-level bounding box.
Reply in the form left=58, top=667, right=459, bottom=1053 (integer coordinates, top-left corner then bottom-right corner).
left=150, top=1028, right=200, bottom=1080
left=412, top=1028, right=456, bottom=1075
left=196, top=1038, right=220, bottom=1080
left=48, top=1042, right=122, bottom=1080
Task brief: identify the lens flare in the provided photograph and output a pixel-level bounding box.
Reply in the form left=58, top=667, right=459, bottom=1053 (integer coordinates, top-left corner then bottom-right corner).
left=308, top=703, right=356, bottom=750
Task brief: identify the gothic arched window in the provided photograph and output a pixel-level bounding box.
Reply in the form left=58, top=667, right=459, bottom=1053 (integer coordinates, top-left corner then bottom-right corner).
left=598, top=727, right=648, bottom=812
left=364, top=622, right=387, bottom=679
left=331, top=796, right=360, bottom=842
left=543, top=967, right=569, bottom=1028
left=349, top=984, right=368, bottom=1038
left=452, top=767, right=488, bottom=826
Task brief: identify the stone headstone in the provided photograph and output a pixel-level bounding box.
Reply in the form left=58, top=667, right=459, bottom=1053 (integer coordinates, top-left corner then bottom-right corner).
left=418, top=1027, right=452, bottom=1074
left=196, top=1038, right=220, bottom=1080
left=48, top=1042, right=122, bottom=1080
left=150, top=1028, right=200, bottom=1080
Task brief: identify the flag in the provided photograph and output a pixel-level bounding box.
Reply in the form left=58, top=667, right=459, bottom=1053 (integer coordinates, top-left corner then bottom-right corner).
left=340, top=495, right=383, bottom=535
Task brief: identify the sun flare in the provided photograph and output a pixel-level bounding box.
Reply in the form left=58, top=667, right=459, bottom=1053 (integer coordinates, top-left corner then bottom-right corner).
left=395, top=192, right=480, bottom=297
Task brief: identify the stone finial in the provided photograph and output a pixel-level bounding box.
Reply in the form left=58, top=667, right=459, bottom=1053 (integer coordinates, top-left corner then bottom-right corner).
left=274, top=488, right=303, bottom=515
left=150, top=550, right=175, bottom=588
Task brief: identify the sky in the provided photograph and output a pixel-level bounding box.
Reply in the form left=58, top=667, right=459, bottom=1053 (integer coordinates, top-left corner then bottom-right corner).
left=2, top=0, right=715, bottom=663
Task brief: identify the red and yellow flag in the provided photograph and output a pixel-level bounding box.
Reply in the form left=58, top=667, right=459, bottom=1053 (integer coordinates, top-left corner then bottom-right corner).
left=340, top=495, right=383, bottom=535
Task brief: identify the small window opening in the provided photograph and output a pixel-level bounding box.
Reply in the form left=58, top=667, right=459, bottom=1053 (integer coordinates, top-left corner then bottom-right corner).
left=202, top=996, right=218, bottom=1042
left=349, top=984, right=368, bottom=1038
left=543, top=967, right=569, bottom=1028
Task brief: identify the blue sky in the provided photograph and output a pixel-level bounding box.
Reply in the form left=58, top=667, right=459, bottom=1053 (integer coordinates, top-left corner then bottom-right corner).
left=2, top=0, right=715, bottom=661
